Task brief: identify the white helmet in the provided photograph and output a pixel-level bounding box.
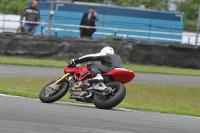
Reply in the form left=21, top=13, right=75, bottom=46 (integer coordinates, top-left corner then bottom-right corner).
left=100, top=46, right=115, bottom=55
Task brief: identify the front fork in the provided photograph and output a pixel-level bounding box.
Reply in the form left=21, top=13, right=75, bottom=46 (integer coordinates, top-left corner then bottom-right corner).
left=45, top=73, right=70, bottom=95
left=53, top=73, right=69, bottom=85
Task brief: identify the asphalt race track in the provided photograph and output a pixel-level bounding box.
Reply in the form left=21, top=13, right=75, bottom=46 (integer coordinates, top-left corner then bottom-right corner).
left=0, top=64, right=200, bottom=86
left=0, top=94, right=200, bottom=133
left=0, top=64, right=200, bottom=133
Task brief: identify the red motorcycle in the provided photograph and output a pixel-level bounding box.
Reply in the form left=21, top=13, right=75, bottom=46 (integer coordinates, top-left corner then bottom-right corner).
left=39, top=62, right=135, bottom=109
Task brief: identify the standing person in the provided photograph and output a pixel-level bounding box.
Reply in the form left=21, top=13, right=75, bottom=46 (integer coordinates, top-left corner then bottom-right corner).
left=79, top=6, right=98, bottom=38
left=20, top=0, right=40, bottom=34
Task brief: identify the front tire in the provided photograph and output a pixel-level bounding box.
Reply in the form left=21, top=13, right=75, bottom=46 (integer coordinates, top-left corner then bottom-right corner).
left=93, top=82, right=126, bottom=109
left=39, top=80, right=69, bottom=103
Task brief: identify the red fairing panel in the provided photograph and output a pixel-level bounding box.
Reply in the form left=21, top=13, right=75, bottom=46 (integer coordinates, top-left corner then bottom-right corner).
left=103, top=68, right=135, bottom=84
left=64, top=67, right=80, bottom=74
left=64, top=66, right=92, bottom=81
left=64, top=65, right=135, bottom=84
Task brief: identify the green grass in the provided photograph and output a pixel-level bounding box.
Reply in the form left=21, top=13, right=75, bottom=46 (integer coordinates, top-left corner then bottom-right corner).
left=124, top=64, right=200, bottom=76
left=1, top=55, right=200, bottom=116
left=0, top=56, right=66, bottom=68
left=0, top=77, right=199, bottom=117
left=0, top=55, right=200, bottom=76
left=122, top=84, right=200, bottom=117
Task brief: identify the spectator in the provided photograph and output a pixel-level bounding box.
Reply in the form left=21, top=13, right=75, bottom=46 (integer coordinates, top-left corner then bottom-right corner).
left=20, top=0, right=40, bottom=34
left=145, top=5, right=149, bottom=9
left=80, top=6, right=98, bottom=38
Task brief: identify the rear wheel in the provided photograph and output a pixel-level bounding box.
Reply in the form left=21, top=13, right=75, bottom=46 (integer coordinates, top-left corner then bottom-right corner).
left=39, top=80, right=69, bottom=103
left=93, top=82, right=126, bottom=109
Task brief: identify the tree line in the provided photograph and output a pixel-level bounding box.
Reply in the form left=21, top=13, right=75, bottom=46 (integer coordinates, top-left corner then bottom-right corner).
left=0, top=0, right=198, bottom=31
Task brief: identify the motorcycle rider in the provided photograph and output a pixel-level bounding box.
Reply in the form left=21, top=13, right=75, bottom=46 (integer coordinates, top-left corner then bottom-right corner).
left=71, top=46, right=122, bottom=93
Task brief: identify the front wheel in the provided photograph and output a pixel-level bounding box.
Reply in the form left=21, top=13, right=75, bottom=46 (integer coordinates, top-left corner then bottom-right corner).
left=39, top=80, right=69, bottom=103
left=93, top=82, right=126, bottom=109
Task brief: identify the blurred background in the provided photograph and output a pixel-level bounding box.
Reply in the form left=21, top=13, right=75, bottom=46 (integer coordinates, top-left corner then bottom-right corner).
left=0, top=0, right=200, bottom=45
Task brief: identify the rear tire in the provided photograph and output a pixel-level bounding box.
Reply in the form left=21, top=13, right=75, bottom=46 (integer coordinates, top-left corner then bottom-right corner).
left=39, top=80, right=69, bottom=103
left=93, top=82, right=126, bottom=109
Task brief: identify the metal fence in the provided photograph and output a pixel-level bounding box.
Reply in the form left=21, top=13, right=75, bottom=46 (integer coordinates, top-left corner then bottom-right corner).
left=0, top=0, right=200, bottom=45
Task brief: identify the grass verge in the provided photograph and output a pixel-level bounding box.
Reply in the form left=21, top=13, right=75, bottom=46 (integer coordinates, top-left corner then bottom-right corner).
left=0, top=56, right=200, bottom=76
left=0, top=77, right=199, bottom=117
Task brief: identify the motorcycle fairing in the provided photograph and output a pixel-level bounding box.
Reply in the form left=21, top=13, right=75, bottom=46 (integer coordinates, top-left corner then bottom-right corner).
left=64, top=65, right=135, bottom=84
left=64, top=65, right=92, bottom=81
left=102, top=68, right=135, bottom=84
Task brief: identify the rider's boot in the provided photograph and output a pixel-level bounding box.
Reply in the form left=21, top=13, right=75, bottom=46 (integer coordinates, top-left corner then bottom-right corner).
left=88, top=73, right=103, bottom=83
left=88, top=73, right=112, bottom=94
left=93, top=73, right=103, bottom=81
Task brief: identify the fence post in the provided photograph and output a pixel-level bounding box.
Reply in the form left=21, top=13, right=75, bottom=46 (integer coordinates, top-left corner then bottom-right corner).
left=114, top=29, right=117, bottom=37
left=41, top=23, right=43, bottom=35
left=48, top=0, right=54, bottom=36
left=195, top=4, right=200, bottom=46
left=188, top=36, right=190, bottom=44
left=2, top=0, right=7, bottom=32
left=55, top=30, right=57, bottom=36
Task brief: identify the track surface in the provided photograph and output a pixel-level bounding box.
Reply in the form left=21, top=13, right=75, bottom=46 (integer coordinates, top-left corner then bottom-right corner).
left=0, top=95, right=200, bottom=133
left=0, top=64, right=199, bottom=86
left=0, top=64, right=200, bottom=133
